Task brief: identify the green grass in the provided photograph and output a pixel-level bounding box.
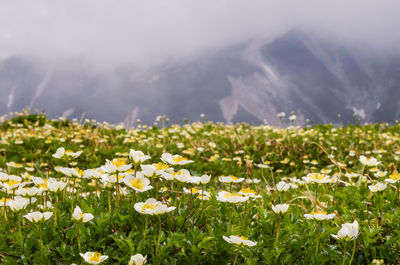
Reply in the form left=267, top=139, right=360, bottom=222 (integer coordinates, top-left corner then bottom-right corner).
left=0, top=112, right=399, bottom=264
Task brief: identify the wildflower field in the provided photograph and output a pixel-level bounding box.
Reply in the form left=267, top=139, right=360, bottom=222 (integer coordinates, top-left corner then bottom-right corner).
left=1, top=112, right=400, bottom=264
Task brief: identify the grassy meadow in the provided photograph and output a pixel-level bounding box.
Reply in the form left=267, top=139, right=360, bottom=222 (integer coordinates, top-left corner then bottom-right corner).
left=0, top=111, right=399, bottom=264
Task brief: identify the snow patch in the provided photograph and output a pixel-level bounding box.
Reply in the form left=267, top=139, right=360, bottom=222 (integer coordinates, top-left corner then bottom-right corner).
left=61, top=108, right=75, bottom=118
left=352, top=107, right=366, bottom=120
left=7, top=86, right=16, bottom=109
left=29, top=66, right=53, bottom=109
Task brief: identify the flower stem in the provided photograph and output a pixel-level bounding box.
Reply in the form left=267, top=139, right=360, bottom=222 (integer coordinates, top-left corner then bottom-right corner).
left=275, top=214, right=282, bottom=246
left=342, top=241, right=347, bottom=265
left=233, top=246, right=241, bottom=265
left=155, top=216, right=162, bottom=255
left=349, top=240, right=356, bottom=265
left=108, top=188, right=111, bottom=214
left=3, top=190, right=8, bottom=221
left=115, top=173, right=120, bottom=208
left=315, top=222, right=321, bottom=256
left=54, top=194, right=58, bottom=232
left=77, top=222, right=82, bottom=252
left=71, top=178, right=77, bottom=211
left=241, top=200, right=248, bottom=235
left=143, top=215, right=148, bottom=240
left=18, top=214, right=23, bottom=251
left=227, top=206, right=234, bottom=233
left=38, top=224, right=43, bottom=250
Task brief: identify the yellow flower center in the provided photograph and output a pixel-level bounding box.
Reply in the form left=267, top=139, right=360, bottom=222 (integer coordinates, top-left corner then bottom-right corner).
left=188, top=188, right=200, bottom=194
left=173, top=171, right=185, bottom=176
left=224, top=192, right=242, bottom=198
left=142, top=203, right=156, bottom=211
left=125, top=169, right=135, bottom=174
left=88, top=252, right=102, bottom=262
left=240, top=188, right=255, bottom=194
left=75, top=168, right=84, bottom=176
left=172, top=156, right=187, bottom=163
left=229, top=175, right=238, bottom=180
left=1, top=197, right=12, bottom=204
left=240, top=236, right=249, bottom=241
left=309, top=173, right=326, bottom=181
left=130, top=178, right=145, bottom=190
left=40, top=179, right=48, bottom=189
left=155, top=162, right=169, bottom=171
left=112, top=158, right=127, bottom=168
left=311, top=211, right=327, bottom=215
left=390, top=172, right=400, bottom=181
left=5, top=179, right=21, bottom=187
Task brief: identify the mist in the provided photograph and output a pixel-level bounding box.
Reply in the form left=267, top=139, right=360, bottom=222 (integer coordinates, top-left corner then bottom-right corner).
left=1, top=0, right=399, bottom=69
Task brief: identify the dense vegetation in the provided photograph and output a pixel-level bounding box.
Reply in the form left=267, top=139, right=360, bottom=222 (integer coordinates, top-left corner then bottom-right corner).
left=0, top=111, right=399, bottom=264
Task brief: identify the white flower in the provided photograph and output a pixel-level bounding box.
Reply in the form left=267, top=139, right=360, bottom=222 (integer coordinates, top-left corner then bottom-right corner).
left=385, top=172, right=400, bottom=183
left=47, top=178, right=67, bottom=192
left=331, top=220, right=359, bottom=241
left=83, top=169, right=103, bottom=179
left=159, top=171, right=174, bottom=181
left=123, top=174, right=153, bottom=192
left=246, top=178, right=261, bottom=184
left=57, top=167, right=82, bottom=178
left=38, top=201, right=53, bottom=210
left=52, top=147, right=65, bottom=159
left=129, top=149, right=151, bottom=164
left=128, top=254, right=147, bottom=265
left=272, top=204, right=289, bottom=214
left=0, top=175, right=22, bottom=190
left=216, top=191, right=249, bottom=204
left=134, top=198, right=176, bottom=215
left=24, top=211, right=53, bottom=222
left=276, top=181, right=291, bottom=192
left=161, top=153, right=193, bottom=166
left=302, top=173, right=331, bottom=184
left=188, top=174, right=211, bottom=185
left=218, top=175, right=244, bottom=184
left=101, top=159, right=132, bottom=173
left=53, top=147, right=82, bottom=159
left=368, top=182, right=387, bottom=192
left=8, top=196, right=29, bottom=212
left=304, top=211, right=335, bottom=221
left=72, top=206, right=94, bottom=223
left=359, top=155, right=380, bottom=167
left=200, top=174, right=211, bottom=184
left=0, top=172, right=9, bottom=181
left=239, top=188, right=262, bottom=199
left=173, top=169, right=192, bottom=183
left=16, top=186, right=41, bottom=197
left=222, top=235, right=257, bottom=247
left=141, top=164, right=156, bottom=177
left=80, top=251, right=108, bottom=264
left=277, top=112, right=286, bottom=118
left=256, top=163, right=270, bottom=169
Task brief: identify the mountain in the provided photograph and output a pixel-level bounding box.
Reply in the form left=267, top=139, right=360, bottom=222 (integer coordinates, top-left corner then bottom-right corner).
left=1, top=29, right=400, bottom=125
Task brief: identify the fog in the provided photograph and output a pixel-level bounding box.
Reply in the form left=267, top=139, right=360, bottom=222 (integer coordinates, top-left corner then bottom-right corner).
left=0, top=0, right=399, bottom=68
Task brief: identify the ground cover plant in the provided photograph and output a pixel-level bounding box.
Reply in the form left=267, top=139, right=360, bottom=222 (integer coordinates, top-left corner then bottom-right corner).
left=1, top=111, right=400, bottom=264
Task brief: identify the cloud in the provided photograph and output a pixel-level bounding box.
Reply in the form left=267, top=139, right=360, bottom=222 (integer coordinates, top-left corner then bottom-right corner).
left=0, top=0, right=399, bottom=68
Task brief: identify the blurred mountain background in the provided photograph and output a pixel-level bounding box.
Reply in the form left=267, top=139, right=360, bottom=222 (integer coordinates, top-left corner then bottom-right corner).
left=1, top=29, right=400, bottom=126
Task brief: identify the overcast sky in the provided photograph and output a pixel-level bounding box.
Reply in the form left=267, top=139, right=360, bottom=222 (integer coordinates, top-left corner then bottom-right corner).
left=0, top=0, right=399, bottom=68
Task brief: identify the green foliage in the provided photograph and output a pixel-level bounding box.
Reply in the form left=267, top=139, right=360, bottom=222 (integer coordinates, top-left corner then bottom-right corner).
left=0, top=113, right=400, bottom=264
